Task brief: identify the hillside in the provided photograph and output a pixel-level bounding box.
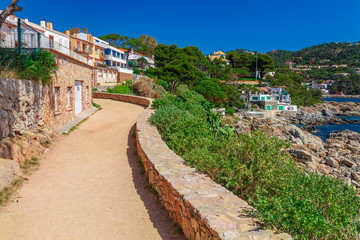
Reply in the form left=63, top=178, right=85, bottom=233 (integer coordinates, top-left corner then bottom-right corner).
left=267, top=42, right=360, bottom=68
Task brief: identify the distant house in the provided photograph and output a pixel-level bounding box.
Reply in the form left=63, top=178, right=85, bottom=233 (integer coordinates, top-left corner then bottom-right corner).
left=127, top=50, right=155, bottom=69
left=334, top=73, right=350, bottom=78
left=241, top=87, right=297, bottom=111
left=208, top=50, right=230, bottom=65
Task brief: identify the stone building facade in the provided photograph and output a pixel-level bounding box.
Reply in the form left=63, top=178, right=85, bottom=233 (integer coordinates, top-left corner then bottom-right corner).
left=43, top=50, right=94, bottom=129
left=118, top=72, right=133, bottom=83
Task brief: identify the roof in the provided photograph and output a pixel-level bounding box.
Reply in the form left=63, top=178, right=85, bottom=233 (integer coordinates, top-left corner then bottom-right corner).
left=214, top=50, right=225, bottom=55
left=209, top=55, right=229, bottom=62
left=256, top=87, right=271, bottom=93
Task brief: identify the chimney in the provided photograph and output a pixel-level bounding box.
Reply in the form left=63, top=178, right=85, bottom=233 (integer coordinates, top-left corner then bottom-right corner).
left=65, top=30, right=70, bottom=35
left=24, top=19, right=29, bottom=24
left=46, top=21, right=53, bottom=30
left=40, top=20, right=45, bottom=27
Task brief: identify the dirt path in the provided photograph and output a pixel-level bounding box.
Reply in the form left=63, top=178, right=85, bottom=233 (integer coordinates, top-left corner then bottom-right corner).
left=0, top=99, right=184, bottom=240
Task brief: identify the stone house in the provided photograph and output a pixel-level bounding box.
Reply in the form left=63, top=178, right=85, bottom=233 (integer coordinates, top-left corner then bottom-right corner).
left=43, top=49, right=94, bottom=129
left=0, top=14, right=94, bottom=134
left=208, top=50, right=230, bottom=65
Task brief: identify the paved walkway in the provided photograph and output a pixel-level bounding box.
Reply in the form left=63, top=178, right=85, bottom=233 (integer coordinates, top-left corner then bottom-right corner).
left=0, top=99, right=184, bottom=240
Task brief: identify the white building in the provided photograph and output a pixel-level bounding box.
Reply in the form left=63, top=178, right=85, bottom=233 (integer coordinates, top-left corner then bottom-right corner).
left=241, top=87, right=297, bottom=111
left=128, top=50, right=155, bottom=68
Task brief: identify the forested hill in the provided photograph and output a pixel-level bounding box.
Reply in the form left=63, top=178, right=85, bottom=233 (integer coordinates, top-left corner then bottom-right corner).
left=267, top=42, right=360, bottom=67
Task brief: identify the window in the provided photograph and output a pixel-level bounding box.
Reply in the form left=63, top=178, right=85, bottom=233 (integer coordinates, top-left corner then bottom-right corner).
left=252, top=96, right=259, bottom=101
left=30, top=34, right=35, bottom=47
left=54, top=87, right=60, bottom=112
left=98, top=70, right=102, bottom=75
left=121, top=54, right=124, bottom=59
left=86, top=86, right=89, bottom=102
left=267, top=97, right=271, bottom=100
left=105, top=49, right=110, bottom=55
left=67, top=87, right=71, bottom=108
left=59, top=38, right=63, bottom=45
left=95, top=47, right=98, bottom=54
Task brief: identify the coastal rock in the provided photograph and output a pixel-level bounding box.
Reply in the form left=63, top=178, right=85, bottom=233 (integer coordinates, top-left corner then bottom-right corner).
left=326, top=158, right=339, bottom=168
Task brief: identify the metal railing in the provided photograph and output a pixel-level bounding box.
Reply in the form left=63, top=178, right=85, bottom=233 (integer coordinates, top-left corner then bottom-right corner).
left=0, top=24, right=88, bottom=65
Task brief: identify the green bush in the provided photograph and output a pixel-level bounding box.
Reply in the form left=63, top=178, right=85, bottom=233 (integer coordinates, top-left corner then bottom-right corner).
left=225, top=108, right=235, bottom=116
left=151, top=90, right=360, bottom=239
left=107, top=85, right=130, bottom=94
left=0, top=49, right=57, bottom=84
left=133, top=69, right=140, bottom=75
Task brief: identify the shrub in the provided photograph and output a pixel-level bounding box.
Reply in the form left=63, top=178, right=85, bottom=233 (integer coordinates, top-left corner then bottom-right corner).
left=225, top=108, right=235, bottom=116
left=107, top=85, right=130, bottom=94
left=150, top=85, right=165, bottom=99
left=133, top=69, right=140, bottom=75
left=150, top=90, right=360, bottom=239
left=0, top=49, right=57, bottom=84
left=157, top=79, right=169, bottom=91
left=131, top=77, right=153, bottom=97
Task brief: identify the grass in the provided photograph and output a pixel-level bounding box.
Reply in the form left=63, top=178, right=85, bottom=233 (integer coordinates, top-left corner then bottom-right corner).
left=172, top=222, right=183, bottom=235
left=0, top=178, right=27, bottom=206
left=92, top=101, right=102, bottom=110
left=146, top=184, right=158, bottom=197
left=20, top=157, right=39, bottom=175
left=136, top=157, right=145, bottom=175
left=0, top=155, right=40, bottom=206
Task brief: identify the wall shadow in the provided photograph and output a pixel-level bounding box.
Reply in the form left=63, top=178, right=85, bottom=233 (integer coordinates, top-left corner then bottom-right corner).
left=126, top=124, right=185, bottom=240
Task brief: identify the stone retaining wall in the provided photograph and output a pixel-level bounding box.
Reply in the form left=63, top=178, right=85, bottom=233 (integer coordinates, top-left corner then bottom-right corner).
left=94, top=93, right=291, bottom=240
left=0, top=77, right=44, bottom=140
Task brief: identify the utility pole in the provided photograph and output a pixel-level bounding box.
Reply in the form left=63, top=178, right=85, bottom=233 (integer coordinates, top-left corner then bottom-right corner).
left=255, top=51, right=258, bottom=80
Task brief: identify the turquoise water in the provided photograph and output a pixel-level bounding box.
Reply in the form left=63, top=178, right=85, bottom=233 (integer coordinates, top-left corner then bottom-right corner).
left=313, top=98, right=360, bottom=141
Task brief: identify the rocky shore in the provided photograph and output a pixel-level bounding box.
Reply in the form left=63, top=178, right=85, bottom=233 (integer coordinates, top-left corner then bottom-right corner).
left=229, top=109, right=360, bottom=190
left=279, top=101, right=360, bottom=126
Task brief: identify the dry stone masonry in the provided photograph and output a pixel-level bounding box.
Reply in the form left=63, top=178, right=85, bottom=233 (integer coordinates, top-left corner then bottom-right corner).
left=94, top=93, right=291, bottom=240
left=0, top=77, right=44, bottom=140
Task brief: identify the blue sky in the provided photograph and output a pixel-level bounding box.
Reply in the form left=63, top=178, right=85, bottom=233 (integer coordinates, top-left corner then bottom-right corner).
left=1, top=0, right=359, bottom=54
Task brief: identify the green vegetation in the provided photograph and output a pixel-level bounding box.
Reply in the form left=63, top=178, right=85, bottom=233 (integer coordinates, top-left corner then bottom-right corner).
left=271, top=68, right=323, bottom=106
left=62, top=117, right=89, bottom=135
left=0, top=48, right=57, bottom=84
left=92, top=101, right=102, bottom=110
left=148, top=43, right=321, bottom=107
left=107, top=85, right=131, bottom=94
left=329, top=74, right=360, bottom=95
left=150, top=90, right=360, bottom=239
left=267, top=42, right=360, bottom=68
left=0, top=178, right=26, bottom=206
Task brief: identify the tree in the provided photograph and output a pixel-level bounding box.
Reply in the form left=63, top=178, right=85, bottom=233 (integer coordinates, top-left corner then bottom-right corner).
left=193, top=79, right=227, bottom=104
left=137, top=57, right=149, bottom=70
left=148, top=44, right=196, bottom=93
left=254, top=54, right=274, bottom=79
left=81, top=27, right=88, bottom=34
left=121, top=38, right=147, bottom=62
left=138, top=34, right=157, bottom=56
left=98, top=34, right=129, bottom=47
left=0, top=0, right=22, bottom=29
left=69, top=27, right=80, bottom=35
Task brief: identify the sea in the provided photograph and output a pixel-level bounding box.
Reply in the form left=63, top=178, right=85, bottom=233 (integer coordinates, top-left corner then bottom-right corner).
left=312, top=98, right=360, bottom=141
